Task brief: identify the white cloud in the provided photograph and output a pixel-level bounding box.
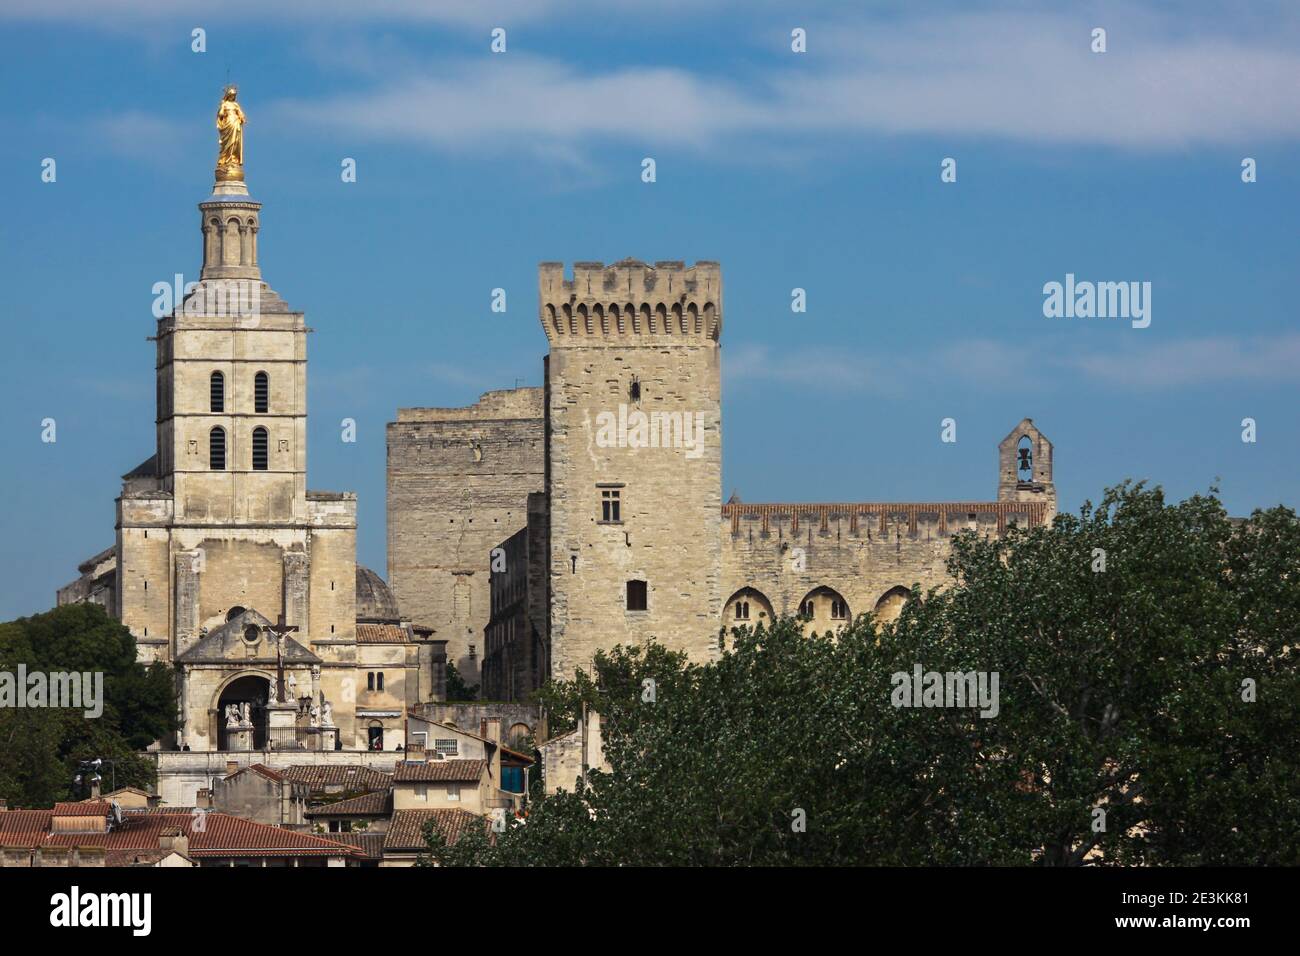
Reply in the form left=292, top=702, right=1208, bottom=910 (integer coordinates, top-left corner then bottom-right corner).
left=1067, top=333, right=1300, bottom=388
left=725, top=334, right=1300, bottom=396
left=258, top=6, right=1300, bottom=158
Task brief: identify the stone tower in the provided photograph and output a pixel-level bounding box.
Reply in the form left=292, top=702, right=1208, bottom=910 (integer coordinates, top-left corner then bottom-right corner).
left=113, top=129, right=360, bottom=750
left=997, top=418, right=1057, bottom=518
left=540, top=260, right=723, bottom=680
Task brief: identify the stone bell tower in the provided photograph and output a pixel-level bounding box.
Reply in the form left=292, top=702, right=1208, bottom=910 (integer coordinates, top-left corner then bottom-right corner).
left=997, top=418, right=1057, bottom=518
left=112, top=88, right=359, bottom=751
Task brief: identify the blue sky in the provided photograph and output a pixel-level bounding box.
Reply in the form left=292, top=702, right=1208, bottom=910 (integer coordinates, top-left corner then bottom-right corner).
left=1, top=0, right=1297, bottom=620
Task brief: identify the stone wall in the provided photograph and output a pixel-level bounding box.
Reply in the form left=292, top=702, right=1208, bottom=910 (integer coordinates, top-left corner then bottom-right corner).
left=720, top=501, right=1052, bottom=636
left=541, top=260, right=723, bottom=682
left=386, top=389, right=545, bottom=686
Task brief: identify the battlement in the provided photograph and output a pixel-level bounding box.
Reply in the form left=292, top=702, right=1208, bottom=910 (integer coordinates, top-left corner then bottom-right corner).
left=722, top=500, right=1051, bottom=538
left=538, top=259, right=721, bottom=346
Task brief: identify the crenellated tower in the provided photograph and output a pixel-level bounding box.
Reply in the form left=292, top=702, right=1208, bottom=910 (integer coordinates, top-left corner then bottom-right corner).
left=540, top=259, right=724, bottom=680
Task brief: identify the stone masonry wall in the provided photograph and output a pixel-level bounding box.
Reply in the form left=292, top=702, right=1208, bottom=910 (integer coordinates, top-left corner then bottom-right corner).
left=387, top=390, right=545, bottom=687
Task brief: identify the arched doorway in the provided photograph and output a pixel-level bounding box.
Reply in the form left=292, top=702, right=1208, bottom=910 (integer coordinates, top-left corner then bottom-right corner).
left=798, top=586, right=851, bottom=636
left=217, top=674, right=272, bottom=750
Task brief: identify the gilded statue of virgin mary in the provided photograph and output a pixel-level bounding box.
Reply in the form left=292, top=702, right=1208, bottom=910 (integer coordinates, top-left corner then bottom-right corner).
left=215, top=86, right=246, bottom=180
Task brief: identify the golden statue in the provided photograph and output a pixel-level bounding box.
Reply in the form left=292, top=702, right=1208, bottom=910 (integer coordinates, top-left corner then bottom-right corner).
left=215, top=85, right=246, bottom=181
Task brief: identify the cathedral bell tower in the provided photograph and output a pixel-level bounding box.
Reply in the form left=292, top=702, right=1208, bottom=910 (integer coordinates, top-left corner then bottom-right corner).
left=112, top=87, right=359, bottom=752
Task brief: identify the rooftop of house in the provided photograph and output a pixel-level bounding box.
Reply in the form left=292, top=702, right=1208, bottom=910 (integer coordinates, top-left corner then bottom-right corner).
left=305, top=790, right=392, bottom=817
left=393, top=759, right=486, bottom=784
left=383, top=809, right=487, bottom=853
left=0, top=802, right=361, bottom=864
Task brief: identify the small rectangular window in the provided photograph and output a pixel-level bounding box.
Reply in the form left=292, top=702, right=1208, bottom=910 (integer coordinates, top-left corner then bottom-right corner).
left=626, top=579, right=648, bottom=611
left=600, top=488, right=621, bottom=523
left=446, top=783, right=461, bottom=802
left=434, top=738, right=459, bottom=757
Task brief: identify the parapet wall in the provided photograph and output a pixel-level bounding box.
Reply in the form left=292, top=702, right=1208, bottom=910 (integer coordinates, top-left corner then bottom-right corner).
left=538, top=259, right=721, bottom=345
left=720, top=500, right=1051, bottom=629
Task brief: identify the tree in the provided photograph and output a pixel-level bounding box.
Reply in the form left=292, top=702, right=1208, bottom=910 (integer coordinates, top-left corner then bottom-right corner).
left=444, top=662, right=479, bottom=702
left=427, top=483, right=1299, bottom=866
left=0, top=603, right=177, bottom=806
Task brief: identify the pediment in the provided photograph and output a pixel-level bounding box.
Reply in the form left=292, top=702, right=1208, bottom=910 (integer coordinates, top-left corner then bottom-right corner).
left=176, top=608, right=321, bottom=665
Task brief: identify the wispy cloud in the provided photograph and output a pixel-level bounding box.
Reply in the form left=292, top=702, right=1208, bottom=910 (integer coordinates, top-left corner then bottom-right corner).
left=1068, top=333, right=1300, bottom=388
left=260, top=6, right=1300, bottom=160
left=726, top=334, right=1300, bottom=396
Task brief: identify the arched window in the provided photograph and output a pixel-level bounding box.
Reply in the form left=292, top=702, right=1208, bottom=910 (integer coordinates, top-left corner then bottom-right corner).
left=724, top=587, right=774, bottom=626
left=252, top=427, right=268, bottom=470
left=254, top=371, right=269, bottom=413
left=798, top=587, right=851, bottom=632
left=209, top=427, right=226, bottom=470
left=1017, top=435, right=1034, bottom=481
left=874, top=586, right=911, bottom=624
left=367, top=672, right=375, bottom=691
left=210, top=371, right=224, bottom=413
left=626, top=579, right=648, bottom=611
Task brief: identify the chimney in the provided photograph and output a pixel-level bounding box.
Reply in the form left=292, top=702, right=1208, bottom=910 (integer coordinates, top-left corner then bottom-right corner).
left=225, top=760, right=239, bottom=776
left=0, top=798, right=8, bottom=812
left=484, top=718, right=503, bottom=783
left=195, top=788, right=212, bottom=809
left=159, top=827, right=189, bottom=859
left=90, top=779, right=102, bottom=800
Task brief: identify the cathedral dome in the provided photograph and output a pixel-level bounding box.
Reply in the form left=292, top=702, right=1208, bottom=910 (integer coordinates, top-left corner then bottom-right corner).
left=356, top=566, right=401, bottom=623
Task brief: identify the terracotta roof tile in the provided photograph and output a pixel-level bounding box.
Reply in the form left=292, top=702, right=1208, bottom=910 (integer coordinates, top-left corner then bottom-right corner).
left=392, top=759, right=485, bottom=784
left=324, top=833, right=386, bottom=860
left=356, top=623, right=410, bottom=644
left=306, top=790, right=392, bottom=817
left=384, top=809, right=487, bottom=852
left=282, top=765, right=393, bottom=792
left=1, top=808, right=362, bottom=861
left=51, top=800, right=113, bottom=817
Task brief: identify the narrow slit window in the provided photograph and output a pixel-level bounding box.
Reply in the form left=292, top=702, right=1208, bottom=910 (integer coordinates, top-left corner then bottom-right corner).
left=252, top=426, right=268, bottom=470
left=210, top=371, right=224, bottom=413
left=254, top=371, right=269, bottom=413
left=209, top=427, right=226, bottom=470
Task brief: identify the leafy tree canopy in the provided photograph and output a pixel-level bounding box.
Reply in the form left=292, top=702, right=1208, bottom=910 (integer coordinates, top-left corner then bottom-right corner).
left=0, top=603, right=177, bottom=806
left=428, top=483, right=1299, bottom=866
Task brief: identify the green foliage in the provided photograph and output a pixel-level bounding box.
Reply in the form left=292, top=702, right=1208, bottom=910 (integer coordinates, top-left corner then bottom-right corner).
left=428, top=483, right=1300, bottom=866
left=445, top=662, right=479, bottom=702
left=0, top=603, right=177, bottom=806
